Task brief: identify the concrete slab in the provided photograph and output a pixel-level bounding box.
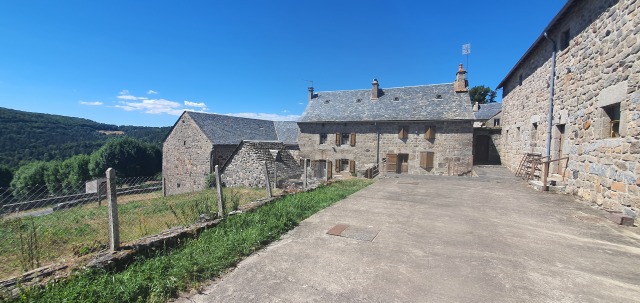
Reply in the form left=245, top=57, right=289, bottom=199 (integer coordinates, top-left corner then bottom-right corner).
left=173, top=166, right=640, bottom=303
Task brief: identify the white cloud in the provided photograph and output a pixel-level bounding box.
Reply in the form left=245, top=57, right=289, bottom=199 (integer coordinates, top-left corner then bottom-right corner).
left=116, top=99, right=185, bottom=116
left=119, top=90, right=130, bottom=95
left=227, top=112, right=301, bottom=121
left=184, top=100, right=207, bottom=108
left=147, top=90, right=158, bottom=95
left=79, top=101, right=103, bottom=106
left=117, top=95, right=139, bottom=100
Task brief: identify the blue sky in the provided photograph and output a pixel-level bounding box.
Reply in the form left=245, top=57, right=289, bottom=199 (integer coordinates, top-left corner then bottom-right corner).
left=0, top=1, right=566, bottom=127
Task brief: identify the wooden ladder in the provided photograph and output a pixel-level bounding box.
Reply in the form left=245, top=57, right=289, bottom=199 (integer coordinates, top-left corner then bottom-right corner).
left=515, top=153, right=543, bottom=180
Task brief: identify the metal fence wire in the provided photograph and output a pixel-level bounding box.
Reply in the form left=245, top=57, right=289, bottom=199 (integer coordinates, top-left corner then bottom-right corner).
left=0, top=170, right=272, bottom=282
left=0, top=179, right=110, bottom=280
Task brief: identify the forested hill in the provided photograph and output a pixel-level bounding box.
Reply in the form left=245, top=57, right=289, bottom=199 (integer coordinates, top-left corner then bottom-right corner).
left=0, top=107, right=171, bottom=169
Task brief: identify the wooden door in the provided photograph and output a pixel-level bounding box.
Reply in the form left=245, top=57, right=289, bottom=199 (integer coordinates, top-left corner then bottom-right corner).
left=386, top=153, right=397, bottom=173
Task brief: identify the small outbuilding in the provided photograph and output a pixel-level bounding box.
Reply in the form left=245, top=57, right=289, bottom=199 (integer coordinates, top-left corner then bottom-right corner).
left=162, top=112, right=299, bottom=195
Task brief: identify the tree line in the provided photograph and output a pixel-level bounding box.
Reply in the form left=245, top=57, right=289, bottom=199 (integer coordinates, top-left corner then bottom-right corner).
left=0, top=107, right=170, bottom=169
left=2, top=137, right=162, bottom=200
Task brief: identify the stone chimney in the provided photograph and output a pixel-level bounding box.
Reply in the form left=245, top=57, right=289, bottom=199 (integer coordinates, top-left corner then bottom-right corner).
left=473, top=102, right=479, bottom=112
left=371, top=78, right=379, bottom=100
left=454, top=64, right=469, bottom=93
left=308, top=87, right=314, bottom=102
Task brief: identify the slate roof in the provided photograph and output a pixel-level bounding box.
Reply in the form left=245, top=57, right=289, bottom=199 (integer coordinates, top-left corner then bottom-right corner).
left=474, top=103, right=502, bottom=120
left=299, top=83, right=474, bottom=123
left=186, top=112, right=299, bottom=145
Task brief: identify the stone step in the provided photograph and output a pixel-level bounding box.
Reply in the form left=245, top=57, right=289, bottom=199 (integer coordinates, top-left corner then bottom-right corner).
left=528, top=180, right=566, bottom=193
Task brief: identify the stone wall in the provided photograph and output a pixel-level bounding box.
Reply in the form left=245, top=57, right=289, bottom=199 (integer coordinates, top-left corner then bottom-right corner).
left=222, top=141, right=302, bottom=188
left=297, top=121, right=473, bottom=176
left=500, top=0, right=640, bottom=210
left=163, top=114, right=213, bottom=196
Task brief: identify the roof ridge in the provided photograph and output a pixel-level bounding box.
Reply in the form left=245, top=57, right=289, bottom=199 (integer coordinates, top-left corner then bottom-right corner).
left=315, top=82, right=454, bottom=93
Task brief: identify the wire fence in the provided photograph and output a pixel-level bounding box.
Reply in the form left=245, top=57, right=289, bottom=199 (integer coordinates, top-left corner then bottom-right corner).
left=0, top=171, right=271, bottom=282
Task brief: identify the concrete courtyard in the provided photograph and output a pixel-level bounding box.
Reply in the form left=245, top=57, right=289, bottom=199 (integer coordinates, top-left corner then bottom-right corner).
left=175, top=166, right=640, bottom=302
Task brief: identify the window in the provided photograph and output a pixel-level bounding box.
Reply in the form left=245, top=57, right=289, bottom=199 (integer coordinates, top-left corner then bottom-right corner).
left=349, top=133, right=356, bottom=146
left=319, top=133, right=327, bottom=144
left=531, top=123, right=538, bottom=141
left=560, top=29, right=570, bottom=50
left=341, top=133, right=350, bottom=145
left=420, top=152, right=435, bottom=169
left=518, top=74, right=523, bottom=86
left=425, top=126, right=436, bottom=140
left=604, top=103, right=621, bottom=138
left=183, top=140, right=186, bottom=145
left=398, top=126, right=408, bottom=139
left=493, top=118, right=501, bottom=127
left=177, top=183, right=181, bottom=188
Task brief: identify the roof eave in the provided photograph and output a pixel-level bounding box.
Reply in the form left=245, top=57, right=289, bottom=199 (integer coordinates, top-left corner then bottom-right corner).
left=496, top=0, right=577, bottom=89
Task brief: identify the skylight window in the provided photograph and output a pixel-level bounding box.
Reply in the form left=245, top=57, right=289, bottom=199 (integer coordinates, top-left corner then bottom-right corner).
left=324, top=100, right=330, bottom=104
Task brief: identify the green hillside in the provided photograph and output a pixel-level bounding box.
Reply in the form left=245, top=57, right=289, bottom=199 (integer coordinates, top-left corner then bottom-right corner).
left=0, top=107, right=171, bottom=169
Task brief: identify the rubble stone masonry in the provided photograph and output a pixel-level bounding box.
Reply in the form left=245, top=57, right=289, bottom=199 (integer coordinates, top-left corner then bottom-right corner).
left=297, top=121, right=473, bottom=176
left=163, top=114, right=213, bottom=195
left=500, top=0, right=640, bottom=210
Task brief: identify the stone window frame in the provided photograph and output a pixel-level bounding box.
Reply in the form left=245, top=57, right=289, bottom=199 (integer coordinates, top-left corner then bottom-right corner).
left=560, top=28, right=570, bottom=51
left=601, top=103, right=622, bottom=138
left=319, top=133, right=327, bottom=145
left=341, top=133, right=350, bottom=146
left=493, top=118, right=501, bottom=127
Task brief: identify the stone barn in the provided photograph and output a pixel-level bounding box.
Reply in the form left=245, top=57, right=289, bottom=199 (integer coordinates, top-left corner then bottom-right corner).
left=163, top=112, right=299, bottom=195
left=221, top=141, right=301, bottom=188
left=497, top=0, right=640, bottom=210
left=297, top=65, right=475, bottom=177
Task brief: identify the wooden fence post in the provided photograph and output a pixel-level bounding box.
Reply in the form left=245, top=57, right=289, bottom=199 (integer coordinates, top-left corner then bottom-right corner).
left=162, top=176, right=166, bottom=197
left=106, top=168, right=120, bottom=252
left=303, top=159, right=308, bottom=189
left=274, top=161, right=278, bottom=189
left=215, top=165, right=225, bottom=218
left=264, top=162, right=272, bottom=198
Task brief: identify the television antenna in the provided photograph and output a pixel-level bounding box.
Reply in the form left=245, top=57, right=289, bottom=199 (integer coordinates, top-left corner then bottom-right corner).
left=304, top=80, right=314, bottom=88
left=462, top=43, right=471, bottom=72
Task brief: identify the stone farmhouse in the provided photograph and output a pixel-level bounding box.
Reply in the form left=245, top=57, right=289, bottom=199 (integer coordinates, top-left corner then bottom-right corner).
left=473, top=102, right=502, bottom=164
left=297, top=65, right=475, bottom=177
left=163, top=112, right=300, bottom=195
left=497, top=0, right=640, bottom=210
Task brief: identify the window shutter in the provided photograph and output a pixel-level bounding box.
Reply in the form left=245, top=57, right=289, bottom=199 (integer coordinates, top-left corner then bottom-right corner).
left=350, top=133, right=356, bottom=146
left=420, top=152, right=435, bottom=169
left=425, top=126, right=436, bottom=140
left=335, top=133, right=341, bottom=146
left=349, top=160, right=355, bottom=173
left=398, top=127, right=408, bottom=139
left=335, top=159, right=340, bottom=172
left=327, top=161, right=332, bottom=179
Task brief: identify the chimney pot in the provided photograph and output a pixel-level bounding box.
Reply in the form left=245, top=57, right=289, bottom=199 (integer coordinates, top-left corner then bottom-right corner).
left=371, top=79, right=379, bottom=100
left=454, top=64, right=469, bottom=93
left=308, top=87, right=314, bottom=102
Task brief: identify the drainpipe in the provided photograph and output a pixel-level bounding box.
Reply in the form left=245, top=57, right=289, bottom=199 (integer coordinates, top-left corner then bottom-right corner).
left=375, top=122, right=380, bottom=164
left=543, top=32, right=556, bottom=160
left=543, top=32, right=557, bottom=191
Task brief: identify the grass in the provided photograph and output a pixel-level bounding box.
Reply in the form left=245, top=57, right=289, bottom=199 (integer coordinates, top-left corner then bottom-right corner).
left=0, top=187, right=267, bottom=280
left=4, top=179, right=373, bottom=303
